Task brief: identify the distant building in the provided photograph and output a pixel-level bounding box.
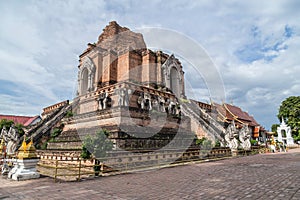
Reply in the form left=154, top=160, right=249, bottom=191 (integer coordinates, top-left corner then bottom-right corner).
left=214, top=103, right=266, bottom=139
left=0, top=114, right=41, bottom=127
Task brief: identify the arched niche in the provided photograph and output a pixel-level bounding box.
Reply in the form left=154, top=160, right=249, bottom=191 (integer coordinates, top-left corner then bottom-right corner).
left=170, top=67, right=180, bottom=97
left=162, top=54, right=185, bottom=98
left=78, top=57, right=96, bottom=95
left=281, top=129, right=286, bottom=138
left=81, top=68, right=89, bottom=95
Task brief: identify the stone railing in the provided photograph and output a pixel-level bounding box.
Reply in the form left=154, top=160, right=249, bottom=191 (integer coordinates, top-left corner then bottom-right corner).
left=37, top=150, right=81, bottom=160
left=35, top=147, right=243, bottom=182
left=42, top=100, right=69, bottom=115
left=78, top=81, right=176, bottom=103
left=181, top=102, right=225, bottom=143
left=37, top=147, right=231, bottom=168
left=191, top=99, right=216, bottom=113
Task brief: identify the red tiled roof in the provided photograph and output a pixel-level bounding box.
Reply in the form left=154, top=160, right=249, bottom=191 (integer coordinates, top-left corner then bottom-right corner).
left=0, top=115, right=40, bottom=126
left=224, top=103, right=252, bottom=122
left=214, top=103, right=261, bottom=128
left=23, top=116, right=40, bottom=126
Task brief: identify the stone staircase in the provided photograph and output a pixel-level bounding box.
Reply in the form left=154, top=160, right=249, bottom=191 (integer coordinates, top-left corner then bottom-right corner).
left=47, top=129, right=82, bottom=150
left=181, top=100, right=225, bottom=144
left=20, top=100, right=78, bottom=146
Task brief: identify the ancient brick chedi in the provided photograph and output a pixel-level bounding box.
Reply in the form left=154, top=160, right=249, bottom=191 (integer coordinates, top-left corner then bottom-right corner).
left=47, top=21, right=193, bottom=151
left=25, top=21, right=264, bottom=152
left=77, top=21, right=185, bottom=101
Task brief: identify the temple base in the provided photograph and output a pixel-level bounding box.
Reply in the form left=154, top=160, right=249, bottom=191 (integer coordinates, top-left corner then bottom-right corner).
left=8, top=159, right=40, bottom=181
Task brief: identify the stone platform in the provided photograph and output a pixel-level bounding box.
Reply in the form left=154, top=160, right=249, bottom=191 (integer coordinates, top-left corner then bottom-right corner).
left=1, top=148, right=299, bottom=199
left=8, top=159, right=40, bottom=181
left=48, top=104, right=194, bottom=151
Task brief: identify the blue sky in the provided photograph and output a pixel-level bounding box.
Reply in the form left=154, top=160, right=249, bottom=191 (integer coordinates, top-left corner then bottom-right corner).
left=0, top=0, right=300, bottom=130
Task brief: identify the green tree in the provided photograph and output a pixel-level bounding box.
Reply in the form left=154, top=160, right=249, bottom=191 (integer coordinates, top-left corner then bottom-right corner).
left=14, top=123, right=25, bottom=137
left=214, top=140, right=221, bottom=147
left=196, top=137, right=212, bottom=149
left=277, top=96, right=300, bottom=140
left=81, top=130, right=113, bottom=176
left=0, top=119, right=25, bottom=137
left=196, top=137, right=212, bottom=159
left=271, top=124, right=279, bottom=136
left=65, top=110, right=73, bottom=118
left=83, top=130, right=113, bottom=160
left=50, top=128, right=62, bottom=138
left=0, top=119, right=14, bottom=131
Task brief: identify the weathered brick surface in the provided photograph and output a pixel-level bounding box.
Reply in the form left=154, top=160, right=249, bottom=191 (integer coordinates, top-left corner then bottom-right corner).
left=1, top=148, right=299, bottom=199
left=97, top=21, right=146, bottom=52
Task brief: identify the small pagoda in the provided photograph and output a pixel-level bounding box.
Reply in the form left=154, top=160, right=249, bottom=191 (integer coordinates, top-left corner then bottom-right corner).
left=8, top=137, right=40, bottom=181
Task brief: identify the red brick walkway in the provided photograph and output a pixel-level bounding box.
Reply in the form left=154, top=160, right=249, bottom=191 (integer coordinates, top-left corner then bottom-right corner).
left=1, top=148, right=300, bottom=200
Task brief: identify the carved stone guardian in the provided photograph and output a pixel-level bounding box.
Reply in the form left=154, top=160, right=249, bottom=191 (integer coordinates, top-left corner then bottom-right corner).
left=137, top=92, right=145, bottom=109
left=6, top=125, right=18, bottom=156
left=239, top=124, right=251, bottom=150
left=106, top=94, right=112, bottom=108
left=224, top=121, right=239, bottom=150
left=176, top=102, right=181, bottom=116
left=117, top=88, right=131, bottom=107
left=169, top=100, right=176, bottom=115
left=158, top=96, right=165, bottom=112
left=165, top=98, right=170, bottom=114
left=98, top=92, right=107, bottom=110
left=151, top=97, right=159, bottom=111
left=143, top=93, right=152, bottom=110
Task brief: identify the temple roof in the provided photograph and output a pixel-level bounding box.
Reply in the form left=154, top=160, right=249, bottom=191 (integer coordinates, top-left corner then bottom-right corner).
left=214, top=103, right=259, bottom=127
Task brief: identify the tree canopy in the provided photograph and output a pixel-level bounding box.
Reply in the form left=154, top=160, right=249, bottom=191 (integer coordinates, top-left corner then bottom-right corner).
left=277, top=96, right=300, bottom=140
left=0, top=119, right=14, bottom=131
left=0, top=119, right=25, bottom=137
left=81, top=129, right=113, bottom=160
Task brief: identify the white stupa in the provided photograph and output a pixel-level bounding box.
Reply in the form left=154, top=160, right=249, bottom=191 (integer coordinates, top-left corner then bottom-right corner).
left=277, top=118, right=294, bottom=145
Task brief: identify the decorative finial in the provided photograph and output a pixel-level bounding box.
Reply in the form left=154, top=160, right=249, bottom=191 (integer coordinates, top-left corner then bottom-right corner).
left=29, top=136, right=33, bottom=145
left=22, top=137, right=27, bottom=152
left=18, top=136, right=37, bottom=159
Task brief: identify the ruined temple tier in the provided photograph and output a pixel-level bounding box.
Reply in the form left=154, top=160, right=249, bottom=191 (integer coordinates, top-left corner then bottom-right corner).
left=76, top=21, right=185, bottom=101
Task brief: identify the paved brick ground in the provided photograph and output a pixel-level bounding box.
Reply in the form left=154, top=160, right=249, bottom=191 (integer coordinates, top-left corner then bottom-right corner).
left=1, top=148, right=300, bottom=200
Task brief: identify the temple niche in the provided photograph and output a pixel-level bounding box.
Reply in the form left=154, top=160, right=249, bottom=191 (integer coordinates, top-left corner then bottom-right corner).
left=162, top=54, right=185, bottom=98
left=78, top=57, right=96, bottom=96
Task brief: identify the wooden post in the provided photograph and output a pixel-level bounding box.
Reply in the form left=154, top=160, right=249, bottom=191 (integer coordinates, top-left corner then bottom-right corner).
left=54, top=159, right=58, bottom=183
left=78, top=159, right=81, bottom=181
left=101, top=162, right=104, bottom=176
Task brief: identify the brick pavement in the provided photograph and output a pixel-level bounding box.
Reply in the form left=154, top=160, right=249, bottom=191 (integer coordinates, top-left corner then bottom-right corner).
left=1, top=148, right=300, bottom=200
